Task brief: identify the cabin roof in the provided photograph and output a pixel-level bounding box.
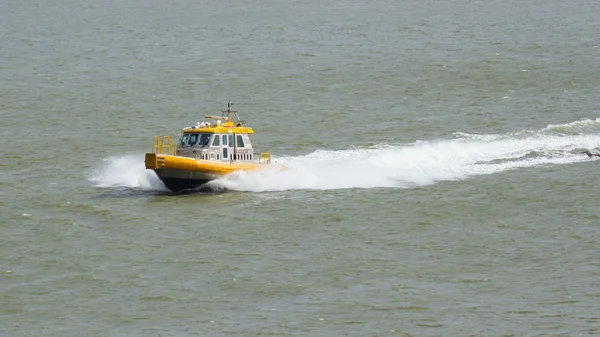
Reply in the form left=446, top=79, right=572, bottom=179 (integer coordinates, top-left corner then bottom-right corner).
left=181, top=123, right=254, bottom=134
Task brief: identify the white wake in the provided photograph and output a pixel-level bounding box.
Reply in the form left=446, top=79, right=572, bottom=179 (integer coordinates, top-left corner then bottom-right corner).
left=90, top=118, right=600, bottom=192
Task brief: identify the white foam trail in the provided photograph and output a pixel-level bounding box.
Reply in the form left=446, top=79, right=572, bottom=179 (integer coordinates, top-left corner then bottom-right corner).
left=456, top=118, right=600, bottom=140
left=89, top=155, right=168, bottom=191
left=545, top=117, right=600, bottom=132
left=213, top=132, right=599, bottom=192
left=90, top=119, right=600, bottom=192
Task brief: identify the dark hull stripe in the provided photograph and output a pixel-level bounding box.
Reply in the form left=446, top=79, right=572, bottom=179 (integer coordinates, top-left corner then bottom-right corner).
left=160, top=178, right=212, bottom=192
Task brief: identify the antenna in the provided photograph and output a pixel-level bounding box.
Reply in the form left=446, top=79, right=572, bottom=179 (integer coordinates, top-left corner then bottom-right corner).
left=205, top=101, right=244, bottom=126
left=223, top=100, right=243, bottom=126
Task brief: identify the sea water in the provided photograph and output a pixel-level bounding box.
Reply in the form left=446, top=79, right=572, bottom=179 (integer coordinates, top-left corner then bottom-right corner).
left=2, top=0, right=600, bottom=335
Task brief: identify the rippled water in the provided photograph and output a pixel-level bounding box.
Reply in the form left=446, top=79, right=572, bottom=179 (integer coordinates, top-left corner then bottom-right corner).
left=2, top=0, right=600, bottom=335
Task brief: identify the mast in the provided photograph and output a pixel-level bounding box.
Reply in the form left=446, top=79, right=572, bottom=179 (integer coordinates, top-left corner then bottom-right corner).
left=224, top=100, right=233, bottom=123
left=204, top=100, right=241, bottom=126
left=228, top=100, right=237, bottom=162
left=220, top=100, right=243, bottom=126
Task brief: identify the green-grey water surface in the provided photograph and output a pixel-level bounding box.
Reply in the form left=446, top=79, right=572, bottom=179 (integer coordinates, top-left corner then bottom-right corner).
left=2, top=0, right=600, bottom=335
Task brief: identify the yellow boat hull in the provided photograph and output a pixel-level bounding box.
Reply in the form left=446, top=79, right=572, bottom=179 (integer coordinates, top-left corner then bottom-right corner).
left=145, top=153, right=271, bottom=192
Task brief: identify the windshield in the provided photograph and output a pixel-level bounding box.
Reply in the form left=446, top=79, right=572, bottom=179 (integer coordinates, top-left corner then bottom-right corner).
left=180, top=134, right=190, bottom=147
left=198, top=133, right=211, bottom=147
left=188, top=133, right=199, bottom=146
left=180, top=133, right=212, bottom=147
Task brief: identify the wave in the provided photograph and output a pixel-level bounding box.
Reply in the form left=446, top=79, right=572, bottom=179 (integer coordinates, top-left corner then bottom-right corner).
left=89, top=155, right=169, bottom=191
left=89, top=120, right=600, bottom=193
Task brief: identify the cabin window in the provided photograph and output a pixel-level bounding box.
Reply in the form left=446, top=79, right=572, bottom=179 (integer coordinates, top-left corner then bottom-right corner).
left=188, top=133, right=199, bottom=146
left=198, top=133, right=211, bottom=147
left=236, top=135, right=245, bottom=148
left=222, top=134, right=228, bottom=146
left=212, top=135, right=220, bottom=146
left=184, top=133, right=212, bottom=147
left=180, top=134, right=190, bottom=147
left=228, top=135, right=234, bottom=147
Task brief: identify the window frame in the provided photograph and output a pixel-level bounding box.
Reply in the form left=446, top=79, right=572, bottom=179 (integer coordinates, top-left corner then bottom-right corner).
left=236, top=134, right=245, bottom=148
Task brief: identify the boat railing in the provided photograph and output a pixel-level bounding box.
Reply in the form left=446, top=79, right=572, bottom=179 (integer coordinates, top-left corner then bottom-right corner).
left=152, top=136, right=177, bottom=155
left=259, top=152, right=271, bottom=164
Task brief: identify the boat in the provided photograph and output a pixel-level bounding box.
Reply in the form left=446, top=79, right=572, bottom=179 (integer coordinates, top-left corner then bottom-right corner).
left=145, top=101, right=281, bottom=192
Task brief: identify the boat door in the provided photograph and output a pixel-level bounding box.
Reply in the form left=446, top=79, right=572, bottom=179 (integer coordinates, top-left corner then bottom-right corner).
left=221, top=134, right=229, bottom=160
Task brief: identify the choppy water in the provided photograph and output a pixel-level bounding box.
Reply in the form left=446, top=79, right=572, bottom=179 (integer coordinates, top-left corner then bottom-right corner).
left=2, top=0, right=600, bottom=336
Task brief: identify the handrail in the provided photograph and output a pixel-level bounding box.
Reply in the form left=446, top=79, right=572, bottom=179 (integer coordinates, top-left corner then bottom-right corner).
left=151, top=136, right=177, bottom=155
left=258, top=152, right=271, bottom=164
